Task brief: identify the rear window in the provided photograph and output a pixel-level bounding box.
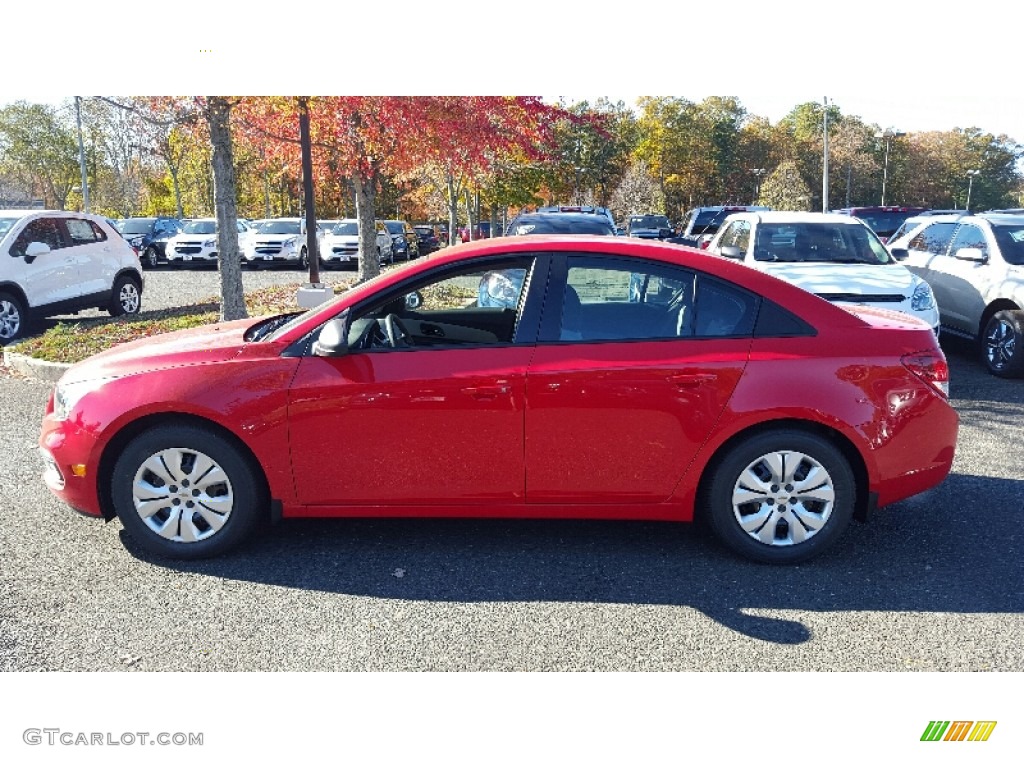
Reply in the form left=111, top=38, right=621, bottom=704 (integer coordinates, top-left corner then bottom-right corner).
left=121, top=218, right=156, bottom=235
left=507, top=216, right=615, bottom=236
left=629, top=215, right=670, bottom=229
left=991, top=224, right=1024, bottom=266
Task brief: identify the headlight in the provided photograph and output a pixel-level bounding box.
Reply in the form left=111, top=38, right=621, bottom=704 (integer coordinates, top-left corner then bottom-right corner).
left=282, top=237, right=297, bottom=248
left=911, top=280, right=936, bottom=311
left=203, top=238, right=217, bottom=248
left=129, top=236, right=144, bottom=247
left=53, top=377, right=117, bottom=421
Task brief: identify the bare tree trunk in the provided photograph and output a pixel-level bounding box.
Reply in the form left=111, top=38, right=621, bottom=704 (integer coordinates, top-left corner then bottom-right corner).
left=207, top=96, right=246, bottom=321
left=446, top=173, right=460, bottom=245
left=355, top=172, right=379, bottom=283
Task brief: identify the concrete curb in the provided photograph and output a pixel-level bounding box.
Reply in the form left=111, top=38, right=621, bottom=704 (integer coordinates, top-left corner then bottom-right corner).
left=3, top=349, right=72, bottom=383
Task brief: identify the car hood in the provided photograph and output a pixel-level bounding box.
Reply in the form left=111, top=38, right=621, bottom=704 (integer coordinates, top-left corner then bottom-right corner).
left=60, top=318, right=254, bottom=384
left=756, top=262, right=917, bottom=296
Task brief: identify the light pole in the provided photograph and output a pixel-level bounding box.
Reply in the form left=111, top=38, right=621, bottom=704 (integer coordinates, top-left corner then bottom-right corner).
left=74, top=97, right=90, bottom=212
left=875, top=128, right=905, bottom=206
left=966, top=169, right=981, bottom=211
left=749, top=168, right=766, bottom=202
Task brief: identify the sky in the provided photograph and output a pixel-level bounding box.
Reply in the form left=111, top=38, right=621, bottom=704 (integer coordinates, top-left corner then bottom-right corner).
left=4, top=0, right=1022, bottom=142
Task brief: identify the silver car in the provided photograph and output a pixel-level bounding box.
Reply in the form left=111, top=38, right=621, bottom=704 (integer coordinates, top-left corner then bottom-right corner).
left=890, top=212, right=1024, bottom=377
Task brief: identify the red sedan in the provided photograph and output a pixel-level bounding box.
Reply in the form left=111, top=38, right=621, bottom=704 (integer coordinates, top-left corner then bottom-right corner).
left=39, top=236, right=958, bottom=564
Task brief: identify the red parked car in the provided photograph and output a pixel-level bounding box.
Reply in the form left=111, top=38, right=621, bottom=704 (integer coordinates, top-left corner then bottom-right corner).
left=39, top=236, right=958, bottom=564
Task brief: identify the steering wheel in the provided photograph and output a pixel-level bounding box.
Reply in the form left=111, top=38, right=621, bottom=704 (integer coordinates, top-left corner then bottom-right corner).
left=383, top=313, right=413, bottom=348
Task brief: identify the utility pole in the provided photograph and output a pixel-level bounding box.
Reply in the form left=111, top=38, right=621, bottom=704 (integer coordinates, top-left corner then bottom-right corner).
left=822, top=96, right=829, bottom=212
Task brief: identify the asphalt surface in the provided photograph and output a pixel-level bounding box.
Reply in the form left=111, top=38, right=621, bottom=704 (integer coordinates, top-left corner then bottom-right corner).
left=1, top=269, right=1022, bottom=671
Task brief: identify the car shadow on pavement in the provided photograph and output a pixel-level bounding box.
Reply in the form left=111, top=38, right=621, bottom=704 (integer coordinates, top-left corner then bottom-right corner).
left=120, top=471, right=1023, bottom=645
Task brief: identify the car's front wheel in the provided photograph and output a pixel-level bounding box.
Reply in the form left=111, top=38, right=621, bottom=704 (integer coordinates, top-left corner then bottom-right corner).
left=111, top=425, right=266, bottom=559
left=0, top=291, right=28, bottom=343
left=142, top=246, right=159, bottom=269
left=108, top=275, right=141, bottom=317
left=298, top=247, right=309, bottom=271
left=981, top=309, right=1024, bottom=378
left=704, top=430, right=855, bottom=564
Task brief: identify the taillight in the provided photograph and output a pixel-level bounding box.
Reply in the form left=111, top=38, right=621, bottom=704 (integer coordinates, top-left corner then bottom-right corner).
left=902, top=351, right=949, bottom=398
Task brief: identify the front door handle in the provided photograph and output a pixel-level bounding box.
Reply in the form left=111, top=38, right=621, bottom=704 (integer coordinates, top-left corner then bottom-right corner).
left=461, top=384, right=510, bottom=399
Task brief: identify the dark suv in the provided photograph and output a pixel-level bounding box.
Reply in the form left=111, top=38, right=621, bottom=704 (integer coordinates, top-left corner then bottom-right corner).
left=382, top=220, right=420, bottom=261
left=119, top=216, right=182, bottom=268
left=626, top=214, right=673, bottom=240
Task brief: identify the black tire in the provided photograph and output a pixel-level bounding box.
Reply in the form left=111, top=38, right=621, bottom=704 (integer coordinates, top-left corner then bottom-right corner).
left=142, top=246, right=160, bottom=269
left=108, top=274, right=142, bottom=317
left=298, top=247, right=309, bottom=270
left=111, top=425, right=266, bottom=559
left=703, top=429, right=855, bottom=564
left=0, top=291, right=29, bottom=344
left=981, top=309, right=1024, bottom=378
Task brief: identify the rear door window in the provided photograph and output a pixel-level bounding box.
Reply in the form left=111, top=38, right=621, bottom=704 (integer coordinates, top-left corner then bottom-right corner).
left=909, top=222, right=958, bottom=255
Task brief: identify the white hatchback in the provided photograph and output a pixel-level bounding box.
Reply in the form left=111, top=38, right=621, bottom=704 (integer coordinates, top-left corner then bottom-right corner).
left=0, top=209, right=143, bottom=342
left=706, top=211, right=939, bottom=334
left=165, top=217, right=253, bottom=268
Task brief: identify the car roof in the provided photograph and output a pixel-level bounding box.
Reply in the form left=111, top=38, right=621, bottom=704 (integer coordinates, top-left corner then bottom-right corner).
left=723, top=211, right=864, bottom=224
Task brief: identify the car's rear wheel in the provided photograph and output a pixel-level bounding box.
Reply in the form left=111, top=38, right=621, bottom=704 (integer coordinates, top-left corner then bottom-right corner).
left=704, top=430, right=855, bottom=564
left=111, top=425, right=265, bottom=559
left=108, top=275, right=141, bottom=317
left=0, top=292, right=28, bottom=343
left=981, top=309, right=1024, bottom=378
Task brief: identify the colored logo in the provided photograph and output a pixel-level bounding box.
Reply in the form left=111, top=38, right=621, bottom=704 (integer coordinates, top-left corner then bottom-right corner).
left=921, top=721, right=997, bottom=742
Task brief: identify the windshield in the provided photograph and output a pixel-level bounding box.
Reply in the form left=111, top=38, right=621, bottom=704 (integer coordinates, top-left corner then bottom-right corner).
left=630, top=215, right=670, bottom=229
left=264, top=267, right=401, bottom=343
left=182, top=220, right=217, bottom=235
left=121, top=218, right=156, bottom=235
left=330, top=222, right=359, bottom=236
left=383, top=221, right=403, bottom=234
left=414, top=226, right=435, bottom=237
left=991, top=223, right=1024, bottom=266
left=255, top=220, right=301, bottom=235
left=755, top=223, right=893, bottom=264
left=0, top=217, right=21, bottom=238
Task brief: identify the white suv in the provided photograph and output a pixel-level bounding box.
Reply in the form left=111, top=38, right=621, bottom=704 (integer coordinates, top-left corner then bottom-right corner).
left=242, top=218, right=312, bottom=270
left=165, top=218, right=253, bottom=268
left=707, top=211, right=939, bottom=333
left=320, top=219, right=394, bottom=267
left=0, top=210, right=144, bottom=342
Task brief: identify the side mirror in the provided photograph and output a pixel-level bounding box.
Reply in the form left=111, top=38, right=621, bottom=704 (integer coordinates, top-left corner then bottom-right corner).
left=405, top=291, right=423, bottom=310
left=954, top=246, right=987, bottom=263
left=24, top=241, right=51, bottom=264
left=719, top=245, right=744, bottom=260
left=889, top=247, right=909, bottom=260
left=312, top=317, right=349, bottom=357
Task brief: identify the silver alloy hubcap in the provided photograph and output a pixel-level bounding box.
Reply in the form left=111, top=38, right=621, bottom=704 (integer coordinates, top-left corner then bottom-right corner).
left=985, top=319, right=1015, bottom=370
left=731, top=450, right=835, bottom=546
left=120, top=283, right=140, bottom=313
left=132, top=447, right=233, bottom=542
left=0, top=300, right=21, bottom=339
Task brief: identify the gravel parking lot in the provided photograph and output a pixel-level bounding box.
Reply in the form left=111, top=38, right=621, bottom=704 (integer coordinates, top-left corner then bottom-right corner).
left=1, top=267, right=1022, bottom=672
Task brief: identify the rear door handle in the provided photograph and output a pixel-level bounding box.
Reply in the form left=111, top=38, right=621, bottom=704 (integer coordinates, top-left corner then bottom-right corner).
left=668, top=373, right=717, bottom=388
